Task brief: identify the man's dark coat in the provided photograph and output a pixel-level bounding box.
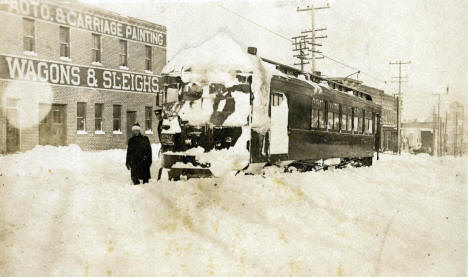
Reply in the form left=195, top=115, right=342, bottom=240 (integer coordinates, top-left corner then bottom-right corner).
left=126, top=133, right=152, bottom=184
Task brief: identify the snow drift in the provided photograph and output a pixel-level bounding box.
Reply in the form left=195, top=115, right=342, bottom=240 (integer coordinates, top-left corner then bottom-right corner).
left=0, top=145, right=466, bottom=276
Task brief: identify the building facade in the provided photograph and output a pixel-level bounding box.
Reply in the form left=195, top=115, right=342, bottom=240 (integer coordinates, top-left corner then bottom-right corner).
left=327, top=78, right=398, bottom=152
left=401, top=120, right=434, bottom=155
left=0, top=0, right=167, bottom=153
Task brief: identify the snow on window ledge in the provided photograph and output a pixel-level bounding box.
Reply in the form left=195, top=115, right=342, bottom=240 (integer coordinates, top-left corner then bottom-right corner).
left=145, top=130, right=153, bottom=134
left=144, top=70, right=154, bottom=74
left=77, top=130, right=88, bottom=135
left=113, top=130, right=123, bottom=135
left=60, top=56, right=72, bottom=62
left=24, top=51, right=37, bottom=56
left=91, top=61, right=103, bottom=66
left=94, top=130, right=105, bottom=135
left=119, top=66, right=129, bottom=70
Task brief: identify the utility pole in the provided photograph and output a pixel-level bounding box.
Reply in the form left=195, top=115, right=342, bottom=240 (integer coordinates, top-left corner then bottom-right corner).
left=296, top=1, right=329, bottom=73
left=292, top=35, right=310, bottom=71
left=432, top=92, right=442, bottom=157
left=454, top=109, right=458, bottom=156
left=460, top=105, right=465, bottom=156
left=390, top=60, right=411, bottom=155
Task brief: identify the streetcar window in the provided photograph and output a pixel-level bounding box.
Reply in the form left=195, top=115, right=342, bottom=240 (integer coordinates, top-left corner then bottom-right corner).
left=364, top=111, right=373, bottom=134
left=341, top=106, right=347, bottom=131
left=319, top=100, right=326, bottom=129
left=271, top=93, right=283, bottom=107
left=353, top=108, right=359, bottom=133
left=311, top=98, right=319, bottom=129
left=347, top=107, right=352, bottom=131
left=166, top=87, right=179, bottom=103
left=358, top=110, right=364, bottom=134
left=364, top=110, right=369, bottom=134
left=327, top=102, right=334, bottom=130
left=311, top=98, right=325, bottom=129
left=370, top=113, right=374, bottom=134
left=333, top=103, right=340, bottom=131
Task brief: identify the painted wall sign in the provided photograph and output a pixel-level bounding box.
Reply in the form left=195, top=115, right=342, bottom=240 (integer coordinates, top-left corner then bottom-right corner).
left=0, top=55, right=160, bottom=93
left=0, top=0, right=166, bottom=47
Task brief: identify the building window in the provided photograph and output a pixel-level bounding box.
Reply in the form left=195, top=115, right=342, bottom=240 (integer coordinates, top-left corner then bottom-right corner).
left=95, top=103, right=103, bottom=131
left=92, top=34, right=101, bottom=63
left=59, top=26, right=70, bottom=58
left=145, top=45, right=152, bottom=71
left=119, top=40, right=128, bottom=67
left=77, top=102, right=86, bottom=132
left=53, top=109, right=62, bottom=123
left=23, top=18, right=35, bottom=52
left=145, top=106, right=152, bottom=131
left=113, top=105, right=121, bottom=131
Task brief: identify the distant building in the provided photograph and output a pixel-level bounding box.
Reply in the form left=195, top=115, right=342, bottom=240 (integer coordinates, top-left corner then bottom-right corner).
left=401, top=101, right=465, bottom=156
left=0, top=0, right=167, bottom=153
left=401, top=120, right=434, bottom=155
left=433, top=101, right=465, bottom=156
left=327, top=78, right=398, bottom=152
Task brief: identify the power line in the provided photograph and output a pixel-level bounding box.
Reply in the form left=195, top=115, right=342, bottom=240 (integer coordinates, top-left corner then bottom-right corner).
left=211, top=2, right=291, bottom=41
left=211, top=2, right=388, bottom=85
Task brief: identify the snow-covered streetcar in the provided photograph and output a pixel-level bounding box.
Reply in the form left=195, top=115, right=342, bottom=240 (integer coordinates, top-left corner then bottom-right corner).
left=157, top=35, right=381, bottom=180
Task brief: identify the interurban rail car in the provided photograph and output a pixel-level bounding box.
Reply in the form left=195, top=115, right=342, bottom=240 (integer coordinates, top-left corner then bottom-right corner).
left=157, top=46, right=381, bottom=180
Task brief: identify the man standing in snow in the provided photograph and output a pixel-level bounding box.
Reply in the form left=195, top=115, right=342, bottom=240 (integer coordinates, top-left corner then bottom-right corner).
left=154, top=107, right=163, bottom=142
left=126, top=123, right=152, bottom=185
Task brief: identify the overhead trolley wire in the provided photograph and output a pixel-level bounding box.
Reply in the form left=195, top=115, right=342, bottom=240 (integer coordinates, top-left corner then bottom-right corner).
left=211, top=2, right=388, bottom=85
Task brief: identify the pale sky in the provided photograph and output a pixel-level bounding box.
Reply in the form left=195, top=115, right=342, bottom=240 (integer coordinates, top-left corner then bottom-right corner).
left=81, top=0, right=468, bottom=121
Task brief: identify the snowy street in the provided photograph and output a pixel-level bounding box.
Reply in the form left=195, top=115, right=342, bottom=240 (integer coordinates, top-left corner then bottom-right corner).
left=0, top=145, right=466, bottom=276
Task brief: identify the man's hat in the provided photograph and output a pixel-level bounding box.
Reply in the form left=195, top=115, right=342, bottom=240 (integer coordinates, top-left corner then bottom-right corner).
left=132, top=122, right=141, bottom=131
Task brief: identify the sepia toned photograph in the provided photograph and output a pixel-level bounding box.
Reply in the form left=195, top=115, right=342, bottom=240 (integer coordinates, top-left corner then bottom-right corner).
left=0, top=0, right=466, bottom=276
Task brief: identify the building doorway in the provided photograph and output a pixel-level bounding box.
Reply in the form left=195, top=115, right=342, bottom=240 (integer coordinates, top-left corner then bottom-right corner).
left=6, top=99, right=20, bottom=153
left=39, top=104, right=67, bottom=146
left=126, top=111, right=136, bottom=140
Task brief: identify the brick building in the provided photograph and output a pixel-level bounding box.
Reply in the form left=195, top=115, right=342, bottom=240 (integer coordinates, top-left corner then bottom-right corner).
left=327, top=78, right=398, bottom=152
left=0, top=0, right=166, bottom=153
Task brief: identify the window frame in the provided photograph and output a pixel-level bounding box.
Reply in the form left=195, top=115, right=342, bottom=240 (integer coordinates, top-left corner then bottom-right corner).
left=271, top=92, right=283, bottom=107
left=145, top=45, right=152, bottom=71
left=145, top=106, right=152, bottom=131
left=119, top=39, right=128, bottom=67
left=353, top=107, right=360, bottom=134
left=23, top=18, right=35, bottom=52
left=77, top=102, right=87, bottom=132
left=91, top=33, right=102, bottom=63
left=333, top=103, right=340, bottom=131
left=95, top=103, right=104, bottom=132
left=311, top=98, right=326, bottom=130
left=112, top=105, right=122, bottom=132
left=59, top=26, right=70, bottom=58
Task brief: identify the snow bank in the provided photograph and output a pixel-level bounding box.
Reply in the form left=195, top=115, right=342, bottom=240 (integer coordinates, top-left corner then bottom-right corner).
left=0, top=146, right=466, bottom=277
